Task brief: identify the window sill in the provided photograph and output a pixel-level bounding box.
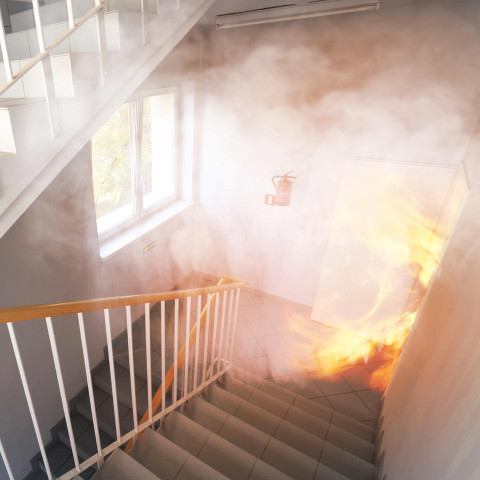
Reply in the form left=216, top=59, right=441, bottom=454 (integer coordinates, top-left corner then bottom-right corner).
left=99, top=200, right=193, bottom=260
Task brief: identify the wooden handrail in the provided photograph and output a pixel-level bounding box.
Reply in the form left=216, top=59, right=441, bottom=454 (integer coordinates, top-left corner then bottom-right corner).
left=124, top=276, right=234, bottom=452
left=0, top=276, right=247, bottom=324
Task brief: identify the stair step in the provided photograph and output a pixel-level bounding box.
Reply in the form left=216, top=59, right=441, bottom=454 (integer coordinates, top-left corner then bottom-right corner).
left=37, top=441, right=96, bottom=479
left=228, top=367, right=375, bottom=441
left=129, top=427, right=228, bottom=480
left=74, top=386, right=139, bottom=441
left=57, top=413, right=114, bottom=463
left=208, top=382, right=375, bottom=463
left=158, top=411, right=293, bottom=480
left=90, top=449, right=160, bottom=480
left=184, top=396, right=374, bottom=480
left=0, top=10, right=126, bottom=63
left=10, top=0, right=160, bottom=33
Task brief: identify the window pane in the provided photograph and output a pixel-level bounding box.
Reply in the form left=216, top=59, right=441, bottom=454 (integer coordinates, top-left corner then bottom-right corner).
left=142, top=93, right=176, bottom=209
left=92, top=104, right=134, bottom=235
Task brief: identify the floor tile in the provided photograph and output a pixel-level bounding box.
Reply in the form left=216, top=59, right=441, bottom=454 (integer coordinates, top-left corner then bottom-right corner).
left=309, top=370, right=353, bottom=396
left=246, top=318, right=278, bottom=337
left=356, top=389, right=383, bottom=417
left=311, top=396, right=334, bottom=409
left=339, top=364, right=381, bottom=391
left=234, top=337, right=265, bottom=359
left=269, top=353, right=307, bottom=377
left=275, top=373, right=323, bottom=398
left=237, top=356, right=276, bottom=378
left=257, top=334, right=291, bottom=356
left=326, top=393, right=377, bottom=422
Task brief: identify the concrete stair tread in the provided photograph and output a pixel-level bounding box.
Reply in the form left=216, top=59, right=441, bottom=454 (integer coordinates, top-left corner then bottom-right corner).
left=183, top=396, right=374, bottom=480
left=129, top=428, right=228, bottom=480
left=91, top=449, right=160, bottom=480
left=227, top=368, right=375, bottom=441
left=158, top=411, right=294, bottom=480
left=211, top=381, right=375, bottom=462
left=74, top=385, right=139, bottom=441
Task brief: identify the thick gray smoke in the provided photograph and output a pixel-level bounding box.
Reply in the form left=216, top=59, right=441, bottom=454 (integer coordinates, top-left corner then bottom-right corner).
left=185, top=0, right=480, bottom=306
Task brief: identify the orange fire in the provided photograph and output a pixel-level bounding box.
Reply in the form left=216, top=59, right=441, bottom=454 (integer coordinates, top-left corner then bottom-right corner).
left=291, top=164, right=465, bottom=391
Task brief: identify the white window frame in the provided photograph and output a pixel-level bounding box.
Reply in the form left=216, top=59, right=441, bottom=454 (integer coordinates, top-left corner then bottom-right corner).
left=94, top=87, right=179, bottom=242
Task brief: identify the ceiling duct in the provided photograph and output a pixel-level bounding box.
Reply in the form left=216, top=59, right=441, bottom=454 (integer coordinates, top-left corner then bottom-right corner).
left=215, top=0, right=381, bottom=29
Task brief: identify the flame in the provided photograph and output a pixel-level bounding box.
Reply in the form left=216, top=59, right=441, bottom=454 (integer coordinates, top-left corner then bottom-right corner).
left=290, top=165, right=464, bottom=391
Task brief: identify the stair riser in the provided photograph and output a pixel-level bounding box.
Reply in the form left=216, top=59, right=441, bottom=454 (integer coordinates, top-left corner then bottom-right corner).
left=10, top=0, right=160, bottom=33
left=0, top=55, right=75, bottom=99
left=0, top=11, right=121, bottom=63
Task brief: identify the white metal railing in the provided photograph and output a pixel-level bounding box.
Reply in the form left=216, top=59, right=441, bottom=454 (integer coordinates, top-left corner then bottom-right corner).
left=0, top=0, right=182, bottom=139
left=0, top=275, right=246, bottom=480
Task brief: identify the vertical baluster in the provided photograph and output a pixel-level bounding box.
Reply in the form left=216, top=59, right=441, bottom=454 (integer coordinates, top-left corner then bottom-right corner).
left=222, top=290, right=234, bottom=371
left=0, top=438, right=15, bottom=480
left=216, top=292, right=227, bottom=373
left=45, top=317, right=80, bottom=472
left=192, top=295, right=201, bottom=392
left=209, top=292, right=220, bottom=380
left=183, top=297, right=191, bottom=397
left=7, top=323, right=54, bottom=480
left=94, top=0, right=109, bottom=86
left=161, top=301, right=166, bottom=416
left=145, top=303, right=153, bottom=425
left=104, top=309, right=121, bottom=443
left=65, top=0, right=75, bottom=29
left=0, top=12, right=13, bottom=82
left=126, top=307, right=138, bottom=438
left=173, top=299, right=179, bottom=404
left=201, top=294, right=211, bottom=385
left=228, top=289, right=241, bottom=363
left=140, top=0, right=148, bottom=44
left=78, top=313, right=103, bottom=466
left=31, top=0, right=60, bottom=137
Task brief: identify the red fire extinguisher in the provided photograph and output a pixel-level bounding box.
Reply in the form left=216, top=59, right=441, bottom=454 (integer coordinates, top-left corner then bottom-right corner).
left=265, top=171, right=296, bottom=206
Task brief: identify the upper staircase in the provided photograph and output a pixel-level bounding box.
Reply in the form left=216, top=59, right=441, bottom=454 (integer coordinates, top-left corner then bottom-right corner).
left=0, top=0, right=214, bottom=238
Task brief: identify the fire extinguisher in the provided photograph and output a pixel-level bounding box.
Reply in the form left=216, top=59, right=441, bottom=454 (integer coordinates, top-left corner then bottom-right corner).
left=265, top=171, right=296, bottom=206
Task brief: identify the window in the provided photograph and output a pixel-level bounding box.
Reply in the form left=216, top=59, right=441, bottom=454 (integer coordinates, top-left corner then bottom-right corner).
left=92, top=89, right=177, bottom=237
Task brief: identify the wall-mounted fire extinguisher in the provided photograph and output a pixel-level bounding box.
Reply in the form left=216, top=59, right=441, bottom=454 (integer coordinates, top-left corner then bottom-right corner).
left=265, top=171, right=296, bottom=207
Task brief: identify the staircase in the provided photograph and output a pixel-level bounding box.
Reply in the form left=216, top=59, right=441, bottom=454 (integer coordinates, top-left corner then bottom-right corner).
left=92, top=367, right=377, bottom=480
left=0, top=276, right=381, bottom=480
left=0, top=0, right=215, bottom=238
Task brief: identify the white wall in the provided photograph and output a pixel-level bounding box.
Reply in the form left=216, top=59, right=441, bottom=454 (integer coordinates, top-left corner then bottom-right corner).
left=380, top=118, right=480, bottom=480
left=193, top=0, right=480, bottom=306
left=0, top=31, right=201, bottom=479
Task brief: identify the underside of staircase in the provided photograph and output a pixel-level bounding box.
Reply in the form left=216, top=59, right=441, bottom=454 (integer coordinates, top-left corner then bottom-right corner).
left=0, top=0, right=215, bottom=239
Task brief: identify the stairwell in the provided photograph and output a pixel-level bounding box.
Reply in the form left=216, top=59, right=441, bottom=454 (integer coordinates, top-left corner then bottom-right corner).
left=16, top=277, right=385, bottom=480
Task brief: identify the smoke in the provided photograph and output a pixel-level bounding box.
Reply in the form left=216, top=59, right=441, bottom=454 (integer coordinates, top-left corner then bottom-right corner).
left=189, top=0, right=480, bottom=305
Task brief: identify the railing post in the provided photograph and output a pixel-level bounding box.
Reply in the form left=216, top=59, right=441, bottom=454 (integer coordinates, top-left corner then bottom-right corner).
left=183, top=297, right=191, bottom=397
left=145, top=303, right=153, bottom=425
left=228, top=288, right=241, bottom=363
left=104, top=309, right=121, bottom=443
left=7, top=323, right=54, bottom=480
left=94, top=0, right=109, bottom=86
left=0, top=438, right=15, bottom=480
left=32, top=0, right=60, bottom=137
left=77, top=313, right=104, bottom=468
left=126, top=306, right=138, bottom=441
left=161, top=300, right=166, bottom=416
left=0, top=11, right=12, bottom=82
left=193, top=295, right=201, bottom=392
left=46, top=317, right=80, bottom=473
left=173, top=299, right=179, bottom=405
left=208, top=292, right=220, bottom=380
left=201, top=294, right=211, bottom=385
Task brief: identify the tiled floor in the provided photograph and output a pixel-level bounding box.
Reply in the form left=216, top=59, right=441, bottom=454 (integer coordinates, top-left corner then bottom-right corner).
left=230, top=286, right=393, bottom=427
